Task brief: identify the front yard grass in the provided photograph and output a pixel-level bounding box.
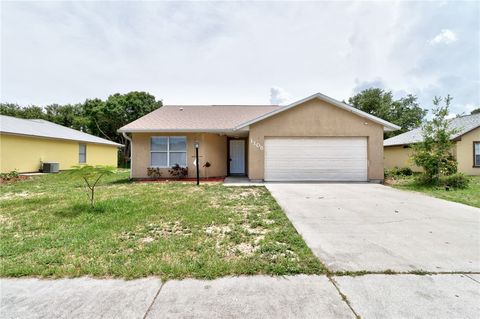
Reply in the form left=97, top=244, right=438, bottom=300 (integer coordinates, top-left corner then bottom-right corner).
left=390, top=175, right=480, bottom=208
left=0, top=171, right=323, bottom=279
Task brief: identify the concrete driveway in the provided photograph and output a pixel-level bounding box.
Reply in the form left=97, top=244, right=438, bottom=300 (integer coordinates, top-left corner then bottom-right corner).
left=266, top=183, right=480, bottom=272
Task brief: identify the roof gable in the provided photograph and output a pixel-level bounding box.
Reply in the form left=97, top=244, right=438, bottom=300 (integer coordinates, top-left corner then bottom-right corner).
left=234, top=93, right=401, bottom=132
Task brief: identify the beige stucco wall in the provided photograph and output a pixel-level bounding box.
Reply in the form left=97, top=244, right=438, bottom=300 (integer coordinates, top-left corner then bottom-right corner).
left=384, top=146, right=423, bottom=172
left=455, top=127, right=479, bottom=175
left=248, top=98, right=385, bottom=181
left=131, top=132, right=227, bottom=178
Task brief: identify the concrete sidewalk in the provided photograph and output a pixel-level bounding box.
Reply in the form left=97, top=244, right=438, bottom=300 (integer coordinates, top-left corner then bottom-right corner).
left=0, top=275, right=353, bottom=319
left=2, top=274, right=480, bottom=318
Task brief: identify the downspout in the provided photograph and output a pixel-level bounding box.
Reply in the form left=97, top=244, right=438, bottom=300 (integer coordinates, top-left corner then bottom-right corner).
left=122, top=132, right=133, bottom=179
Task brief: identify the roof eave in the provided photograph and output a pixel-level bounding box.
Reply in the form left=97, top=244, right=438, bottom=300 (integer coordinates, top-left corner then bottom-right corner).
left=0, top=131, right=123, bottom=147
left=117, top=128, right=238, bottom=133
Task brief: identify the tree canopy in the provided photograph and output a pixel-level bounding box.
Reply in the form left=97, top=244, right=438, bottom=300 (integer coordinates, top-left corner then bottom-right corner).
left=0, top=91, right=162, bottom=166
left=348, top=88, right=428, bottom=138
left=471, top=108, right=480, bottom=115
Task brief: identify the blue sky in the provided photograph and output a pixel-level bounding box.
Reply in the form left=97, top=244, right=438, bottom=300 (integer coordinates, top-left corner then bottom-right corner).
left=1, top=1, right=479, bottom=115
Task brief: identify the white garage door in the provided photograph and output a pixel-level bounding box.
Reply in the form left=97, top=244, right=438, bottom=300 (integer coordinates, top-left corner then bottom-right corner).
left=264, top=137, right=368, bottom=181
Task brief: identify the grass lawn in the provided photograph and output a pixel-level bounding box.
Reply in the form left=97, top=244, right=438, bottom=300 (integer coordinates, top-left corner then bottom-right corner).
left=0, top=171, right=323, bottom=279
left=390, top=175, right=480, bottom=208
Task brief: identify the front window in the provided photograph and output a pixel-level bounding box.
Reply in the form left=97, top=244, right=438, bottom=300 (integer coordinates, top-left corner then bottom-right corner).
left=79, top=144, right=86, bottom=163
left=474, top=142, right=480, bottom=167
left=151, top=136, right=187, bottom=167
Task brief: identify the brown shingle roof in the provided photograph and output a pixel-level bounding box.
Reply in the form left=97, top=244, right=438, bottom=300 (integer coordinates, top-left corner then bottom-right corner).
left=118, top=105, right=279, bottom=132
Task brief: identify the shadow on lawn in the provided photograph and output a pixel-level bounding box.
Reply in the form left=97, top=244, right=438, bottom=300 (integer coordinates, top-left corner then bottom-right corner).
left=105, top=178, right=133, bottom=185
left=54, top=203, right=106, bottom=218
left=54, top=198, right=135, bottom=218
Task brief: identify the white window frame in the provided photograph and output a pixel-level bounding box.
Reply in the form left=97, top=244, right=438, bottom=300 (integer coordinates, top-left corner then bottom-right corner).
left=79, top=143, right=87, bottom=164
left=150, top=136, right=187, bottom=168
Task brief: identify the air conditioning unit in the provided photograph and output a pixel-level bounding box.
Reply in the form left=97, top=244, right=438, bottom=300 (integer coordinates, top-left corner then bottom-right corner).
left=42, top=162, right=60, bottom=173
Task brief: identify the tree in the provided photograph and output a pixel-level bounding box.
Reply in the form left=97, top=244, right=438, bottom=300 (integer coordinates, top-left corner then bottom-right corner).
left=1, top=103, right=47, bottom=120
left=0, top=103, right=22, bottom=117
left=390, top=95, right=426, bottom=133
left=411, top=96, right=458, bottom=184
left=68, top=165, right=116, bottom=207
left=348, top=88, right=427, bottom=138
left=1, top=91, right=163, bottom=167
left=92, top=92, right=162, bottom=165
left=471, top=108, right=480, bottom=115
left=45, top=103, right=87, bottom=131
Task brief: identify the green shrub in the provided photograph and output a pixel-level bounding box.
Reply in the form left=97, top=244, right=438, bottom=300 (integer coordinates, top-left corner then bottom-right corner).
left=414, top=173, right=435, bottom=186
left=442, top=173, right=470, bottom=189
left=397, top=167, right=413, bottom=176
left=385, top=167, right=413, bottom=178
left=147, top=167, right=162, bottom=178
left=415, top=172, right=470, bottom=189
left=169, top=164, right=188, bottom=179
left=0, top=170, right=19, bottom=181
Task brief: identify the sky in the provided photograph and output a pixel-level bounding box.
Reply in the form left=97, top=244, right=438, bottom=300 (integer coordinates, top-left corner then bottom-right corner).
left=1, top=1, right=479, bottom=116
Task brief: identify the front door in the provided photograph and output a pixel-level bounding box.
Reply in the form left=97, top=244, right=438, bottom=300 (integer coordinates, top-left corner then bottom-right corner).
left=229, top=140, right=245, bottom=175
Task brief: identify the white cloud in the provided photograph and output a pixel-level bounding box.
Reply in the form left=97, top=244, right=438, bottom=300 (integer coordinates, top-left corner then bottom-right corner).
left=269, top=87, right=292, bottom=105
left=0, top=1, right=478, bottom=115
left=429, top=29, right=457, bottom=45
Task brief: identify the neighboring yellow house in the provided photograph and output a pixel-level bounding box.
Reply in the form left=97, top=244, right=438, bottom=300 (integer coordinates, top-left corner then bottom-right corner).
left=0, top=115, right=122, bottom=173
left=384, top=113, right=480, bottom=175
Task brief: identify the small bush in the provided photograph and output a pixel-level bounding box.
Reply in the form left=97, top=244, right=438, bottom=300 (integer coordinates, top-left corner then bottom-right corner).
left=415, top=172, right=470, bottom=189
left=147, top=167, right=162, bottom=178
left=397, top=167, right=413, bottom=176
left=385, top=167, right=413, bottom=178
left=0, top=170, right=19, bottom=182
left=442, top=173, right=470, bottom=189
left=414, top=173, right=437, bottom=186
left=169, top=164, right=188, bottom=179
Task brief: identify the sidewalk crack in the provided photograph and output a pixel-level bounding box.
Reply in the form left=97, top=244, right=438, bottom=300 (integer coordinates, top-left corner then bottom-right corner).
left=464, top=274, right=480, bottom=285
left=327, top=275, right=361, bottom=319
left=143, top=279, right=164, bottom=319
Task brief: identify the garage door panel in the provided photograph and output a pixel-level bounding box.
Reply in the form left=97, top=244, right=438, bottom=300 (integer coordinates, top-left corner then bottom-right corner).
left=264, top=137, right=368, bottom=181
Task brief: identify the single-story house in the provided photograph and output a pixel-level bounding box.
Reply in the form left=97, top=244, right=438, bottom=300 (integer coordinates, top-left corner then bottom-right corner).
left=384, top=113, right=480, bottom=175
left=0, top=115, right=122, bottom=173
left=118, top=93, right=400, bottom=182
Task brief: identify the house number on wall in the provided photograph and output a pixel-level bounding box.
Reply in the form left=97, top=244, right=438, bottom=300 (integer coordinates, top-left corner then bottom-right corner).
left=250, top=138, right=264, bottom=151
